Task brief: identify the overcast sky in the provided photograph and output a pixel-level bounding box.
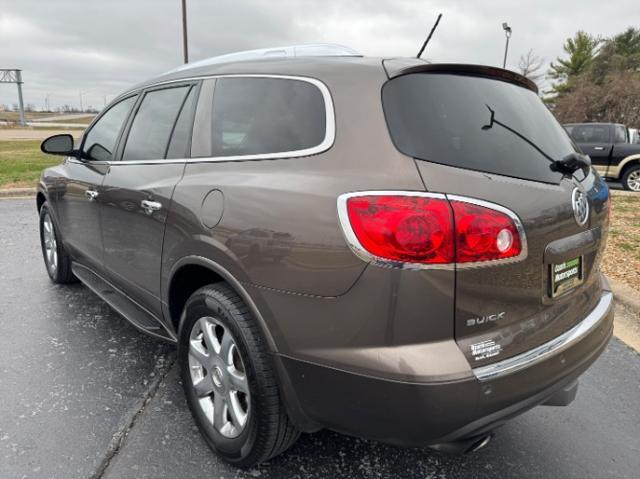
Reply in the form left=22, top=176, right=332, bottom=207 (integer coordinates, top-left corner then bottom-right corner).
left=1, top=0, right=639, bottom=111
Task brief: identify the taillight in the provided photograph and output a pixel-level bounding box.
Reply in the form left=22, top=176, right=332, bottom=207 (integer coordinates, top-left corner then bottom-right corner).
left=345, top=195, right=454, bottom=264
left=338, top=192, right=525, bottom=267
left=450, top=200, right=522, bottom=263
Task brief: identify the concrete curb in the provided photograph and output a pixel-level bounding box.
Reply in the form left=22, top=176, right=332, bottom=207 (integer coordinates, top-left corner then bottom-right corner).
left=0, top=187, right=36, bottom=198
left=609, top=278, right=640, bottom=314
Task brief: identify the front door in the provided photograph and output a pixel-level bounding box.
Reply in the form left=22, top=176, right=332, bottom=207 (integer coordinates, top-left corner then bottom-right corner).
left=55, top=95, right=137, bottom=271
left=99, top=83, right=197, bottom=317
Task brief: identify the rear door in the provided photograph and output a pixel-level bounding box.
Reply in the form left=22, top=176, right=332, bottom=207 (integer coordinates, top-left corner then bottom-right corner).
left=382, top=70, right=610, bottom=367
left=99, top=82, right=198, bottom=317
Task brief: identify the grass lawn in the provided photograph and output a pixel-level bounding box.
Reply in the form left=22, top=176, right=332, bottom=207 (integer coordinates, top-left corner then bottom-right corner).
left=602, top=191, right=640, bottom=291
left=39, top=115, right=95, bottom=125
left=0, top=140, right=61, bottom=188
left=0, top=111, right=54, bottom=122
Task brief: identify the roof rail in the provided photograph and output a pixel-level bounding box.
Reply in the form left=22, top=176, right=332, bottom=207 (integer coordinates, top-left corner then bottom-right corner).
left=165, top=44, right=360, bottom=74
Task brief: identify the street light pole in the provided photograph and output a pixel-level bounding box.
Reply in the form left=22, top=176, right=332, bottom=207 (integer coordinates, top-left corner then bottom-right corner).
left=181, top=0, right=189, bottom=64
left=502, top=22, right=512, bottom=69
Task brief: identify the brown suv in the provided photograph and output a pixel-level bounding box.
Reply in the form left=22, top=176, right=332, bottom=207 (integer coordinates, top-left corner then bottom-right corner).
left=37, top=45, right=614, bottom=467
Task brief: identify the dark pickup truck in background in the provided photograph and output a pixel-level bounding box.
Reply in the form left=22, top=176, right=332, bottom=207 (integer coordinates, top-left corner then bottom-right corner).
left=565, top=122, right=640, bottom=191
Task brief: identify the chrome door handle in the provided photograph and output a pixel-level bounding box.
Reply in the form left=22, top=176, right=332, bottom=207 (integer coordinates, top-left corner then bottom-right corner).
left=593, top=146, right=605, bottom=151
left=141, top=199, right=162, bottom=215
left=85, top=189, right=99, bottom=201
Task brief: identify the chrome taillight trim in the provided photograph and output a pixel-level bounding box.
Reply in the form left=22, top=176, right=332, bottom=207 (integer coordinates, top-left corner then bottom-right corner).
left=472, top=290, right=613, bottom=381
left=336, top=191, right=528, bottom=271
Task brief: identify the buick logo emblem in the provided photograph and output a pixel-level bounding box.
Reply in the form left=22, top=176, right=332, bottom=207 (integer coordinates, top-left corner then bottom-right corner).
left=572, top=188, right=589, bottom=226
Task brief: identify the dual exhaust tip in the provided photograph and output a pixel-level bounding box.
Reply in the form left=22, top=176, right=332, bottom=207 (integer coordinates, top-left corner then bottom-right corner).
left=430, top=432, right=494, bottom=455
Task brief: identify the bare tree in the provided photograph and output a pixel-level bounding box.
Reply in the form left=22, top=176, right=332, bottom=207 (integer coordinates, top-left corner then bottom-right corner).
left=518, top=49, right=545, bottom=83
left=553, top=71, right=640, bottom=126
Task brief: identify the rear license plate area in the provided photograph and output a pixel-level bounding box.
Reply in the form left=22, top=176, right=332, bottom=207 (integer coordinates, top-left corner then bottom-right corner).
left=550, top=256, right=584, bottom=297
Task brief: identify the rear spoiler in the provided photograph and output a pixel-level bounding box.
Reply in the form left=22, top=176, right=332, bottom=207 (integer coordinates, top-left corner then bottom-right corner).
left=382, top=59, right=538, bottom=94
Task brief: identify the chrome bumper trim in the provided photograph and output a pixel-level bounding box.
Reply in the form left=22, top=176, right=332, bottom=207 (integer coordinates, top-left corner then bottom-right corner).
left=473, top=291, right=613, bottom=381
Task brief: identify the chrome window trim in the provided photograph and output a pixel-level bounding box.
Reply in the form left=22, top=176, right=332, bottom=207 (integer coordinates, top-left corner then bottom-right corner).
left=80, top=74, right=335, bottom=166
left=336, top=191, right=528, bottom=271
left=472, top=291, right=613, bottom=381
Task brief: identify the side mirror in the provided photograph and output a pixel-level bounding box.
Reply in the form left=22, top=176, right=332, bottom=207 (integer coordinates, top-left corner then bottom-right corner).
left=41, top=134, right=76, bottom=156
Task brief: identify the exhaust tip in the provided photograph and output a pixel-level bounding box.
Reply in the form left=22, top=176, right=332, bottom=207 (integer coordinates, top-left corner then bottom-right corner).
left=466, top=433, right=493, bottom=453
left=429, top=433, right=494, bottom=455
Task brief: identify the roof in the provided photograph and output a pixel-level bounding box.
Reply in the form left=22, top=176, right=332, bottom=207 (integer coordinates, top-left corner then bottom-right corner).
left=122, top=43, right=537, bottom=97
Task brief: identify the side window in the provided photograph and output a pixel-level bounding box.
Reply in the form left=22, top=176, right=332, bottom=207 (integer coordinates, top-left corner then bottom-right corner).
left=614, top=125, right=627, bottom=143
left=82, top=96, right=136, bottom=161
left=209, top=77, right=326, bottom=157
left=166, top=86, right=198, bottom=159
left=123, top=86, right=190, bottom=162
left=571, top=125, right=610, bottom=143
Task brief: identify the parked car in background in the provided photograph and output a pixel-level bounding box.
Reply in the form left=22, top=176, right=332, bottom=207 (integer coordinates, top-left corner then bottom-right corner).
left=564, top=122, right=640, bottom=191
left=37, top=45, right=613, bottom=467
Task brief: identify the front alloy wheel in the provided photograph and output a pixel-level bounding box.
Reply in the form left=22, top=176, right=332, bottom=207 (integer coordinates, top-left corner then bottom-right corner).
left=42, top=212, right=58, bottom=275
left=39, top=202, right=75, bottom=283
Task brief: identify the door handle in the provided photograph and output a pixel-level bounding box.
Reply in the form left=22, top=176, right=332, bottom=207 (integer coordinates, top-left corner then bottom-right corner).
left=593, top=146, right=605, bottom=151
left=85, top=189, right=99, bottom=201
left=141, top=199, right=162, bottom=215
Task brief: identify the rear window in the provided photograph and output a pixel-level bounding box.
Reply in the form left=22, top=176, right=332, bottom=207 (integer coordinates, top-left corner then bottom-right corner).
left=382, top=73, right=577, bottom=184
left=210, top=77, right=326, bottom=157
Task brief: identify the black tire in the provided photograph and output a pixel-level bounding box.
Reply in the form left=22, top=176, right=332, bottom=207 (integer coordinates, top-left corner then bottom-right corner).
left=621, top=164, right=640, bottom=192
left=39, top=202, right=76, bottom=284
left=178, top=283, right=299, bottom=467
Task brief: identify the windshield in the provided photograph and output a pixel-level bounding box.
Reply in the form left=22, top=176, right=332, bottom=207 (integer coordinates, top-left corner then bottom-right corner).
left=382, top=73, right=577, bottom=184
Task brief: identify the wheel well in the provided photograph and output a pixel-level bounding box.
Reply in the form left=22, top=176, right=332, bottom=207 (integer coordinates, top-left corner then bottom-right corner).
left=168, top=264, right=224, bottom=333
left=36, top=192, right=46, bottom=212
left=621, top=160, right=640, bottom=178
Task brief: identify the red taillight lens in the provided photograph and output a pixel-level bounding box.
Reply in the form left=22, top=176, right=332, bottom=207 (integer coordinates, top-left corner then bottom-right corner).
left=451, top=201, right=522, bottom=263
left=341, top=194, right=523, bottom=266
left=345, top=195, right=454, bottom=264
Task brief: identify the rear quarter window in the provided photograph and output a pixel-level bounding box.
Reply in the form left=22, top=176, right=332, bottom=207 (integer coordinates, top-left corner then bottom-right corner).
left=382, top=73, right=577, bottom=184
left=208, top=77, right=327, bottom=158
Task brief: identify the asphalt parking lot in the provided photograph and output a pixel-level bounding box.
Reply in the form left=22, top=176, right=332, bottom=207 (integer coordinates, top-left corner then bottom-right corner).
left=1, top=198, right=639, bottom=479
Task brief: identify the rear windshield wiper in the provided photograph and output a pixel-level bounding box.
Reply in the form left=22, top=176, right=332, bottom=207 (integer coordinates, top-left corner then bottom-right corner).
left=550, top=153, right=591, bottom=175
left=482, top=105, right=590, bottom=176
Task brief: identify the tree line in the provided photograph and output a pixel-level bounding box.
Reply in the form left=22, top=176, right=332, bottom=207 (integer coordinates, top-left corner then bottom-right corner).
left=519, top=27, right=640, bottom=127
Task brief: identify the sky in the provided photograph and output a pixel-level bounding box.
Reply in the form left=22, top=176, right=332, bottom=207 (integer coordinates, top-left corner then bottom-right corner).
left=1, top=0, right=639, bottom=111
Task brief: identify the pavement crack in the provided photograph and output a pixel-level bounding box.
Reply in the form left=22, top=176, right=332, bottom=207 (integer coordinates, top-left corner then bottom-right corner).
left=90, top=347, right=176, bottom=479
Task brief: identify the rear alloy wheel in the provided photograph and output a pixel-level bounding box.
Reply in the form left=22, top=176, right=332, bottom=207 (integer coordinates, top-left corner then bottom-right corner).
left=178, top=283, right=299, bottom=467
left=39, top=203, right=76, bottom=283
left=622, top=165, right=640, bottom=192
left=188, top=316, right=251, bottom=439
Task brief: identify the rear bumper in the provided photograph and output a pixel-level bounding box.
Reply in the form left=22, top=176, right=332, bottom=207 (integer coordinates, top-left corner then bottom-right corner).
left=279, top=288, right=614, bottom=446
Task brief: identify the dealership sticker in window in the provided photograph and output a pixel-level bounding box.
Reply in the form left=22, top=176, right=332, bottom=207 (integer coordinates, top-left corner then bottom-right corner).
left=470, top=339, right=502, bottom=361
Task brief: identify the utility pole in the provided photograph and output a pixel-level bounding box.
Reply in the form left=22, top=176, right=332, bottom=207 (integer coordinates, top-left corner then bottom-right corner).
left=181, top=0, right=189, bottom=64
left=79, top=90, right=86, bottom=112
left=0, top=69, right=26, bottom=125
left=502, top=22, right=512, bottom=69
